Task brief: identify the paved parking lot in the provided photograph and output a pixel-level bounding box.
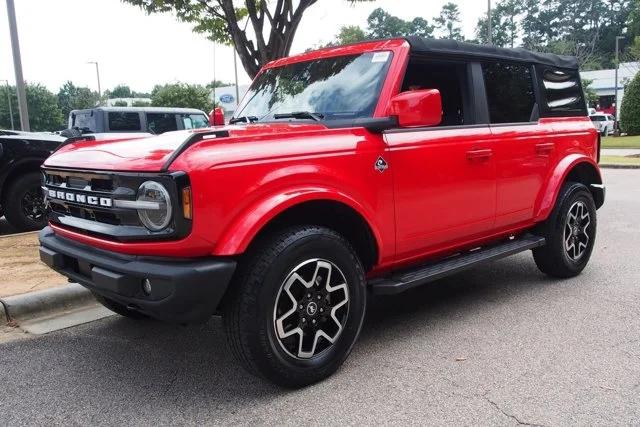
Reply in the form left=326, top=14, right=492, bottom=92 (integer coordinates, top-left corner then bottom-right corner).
left=1, top=169, right=639, bottom=425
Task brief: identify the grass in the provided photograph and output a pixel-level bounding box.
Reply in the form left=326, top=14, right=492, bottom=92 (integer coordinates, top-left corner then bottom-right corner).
left=600, top=155, right=640, bottom=166
left=601, top=135, right=640, bottom=149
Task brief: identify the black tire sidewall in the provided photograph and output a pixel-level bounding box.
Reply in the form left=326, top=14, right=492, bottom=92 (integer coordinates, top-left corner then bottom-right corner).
left=4, top=172, right=47, bottom=231
left=245, top=229, right=366, bottom=385
left=546, top=183, right=597, bottom=274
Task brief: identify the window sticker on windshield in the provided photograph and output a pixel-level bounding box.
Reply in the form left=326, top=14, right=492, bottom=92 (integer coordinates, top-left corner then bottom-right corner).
left=371, top=52, right=390, bottom=63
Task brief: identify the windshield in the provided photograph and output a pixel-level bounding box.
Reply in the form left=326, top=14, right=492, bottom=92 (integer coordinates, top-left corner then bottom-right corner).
left=590, top=116, right=605, bottom=122
left=182, top=114, right=209, bottom=129
left=234, top=51, right=392, bottom=122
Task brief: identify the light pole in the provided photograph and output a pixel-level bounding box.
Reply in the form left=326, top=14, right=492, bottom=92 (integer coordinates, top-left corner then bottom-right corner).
left=0, top=79, right=15, bottom=130
left=614, top=35, right=624, bottom=133
left=487, top=0, right=492, bottom=45
left=6, top=0, right=30, bottom=131
left=87, top=61, right=102, bottom=103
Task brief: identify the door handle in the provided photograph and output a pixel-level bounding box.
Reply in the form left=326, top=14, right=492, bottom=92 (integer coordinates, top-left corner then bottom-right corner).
left=536, top=142, right=555, bottom=154
left=466, top=148, right=493, bottom=160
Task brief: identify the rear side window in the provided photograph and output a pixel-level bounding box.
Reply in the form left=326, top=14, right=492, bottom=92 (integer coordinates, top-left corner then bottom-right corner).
left=539, top=68, right=586, bottom=116
left=147, top=113, right=178, bottom=134
left=72, top=112, right=96, bottom=132
left=182, top=114, right=209, bottom=129
left=482, top=62, right=536, bottom=124
left=108, top=112, right=141, bottom=131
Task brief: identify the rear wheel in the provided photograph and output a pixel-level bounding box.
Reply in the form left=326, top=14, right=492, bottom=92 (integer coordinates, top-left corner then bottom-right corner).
left=3, top=172, right=47, bottom=231
left=533, top=182, right=597, bottom=278
left=223, top=226, right=366, bottom=388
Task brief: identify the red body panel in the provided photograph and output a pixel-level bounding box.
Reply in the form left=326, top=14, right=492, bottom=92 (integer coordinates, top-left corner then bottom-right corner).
left=43, top=40, right=601, bottom=276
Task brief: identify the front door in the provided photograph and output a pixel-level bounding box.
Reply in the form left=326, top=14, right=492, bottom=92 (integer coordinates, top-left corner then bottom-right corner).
left=385, top=126, right=496, bottom=263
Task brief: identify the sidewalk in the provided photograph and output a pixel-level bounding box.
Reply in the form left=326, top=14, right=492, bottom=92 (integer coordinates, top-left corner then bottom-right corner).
left=602, top=148, right=640, bottom=157
left=0, top=231, right=67, bottom=298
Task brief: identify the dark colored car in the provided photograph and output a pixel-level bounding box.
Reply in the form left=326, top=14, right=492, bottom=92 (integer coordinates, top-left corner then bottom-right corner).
left=0, top=131, right=65, bottom=231
left=68, top=107, right=209, bottom=135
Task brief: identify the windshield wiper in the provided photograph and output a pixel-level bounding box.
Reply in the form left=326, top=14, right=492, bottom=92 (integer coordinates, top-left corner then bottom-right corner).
left=273, top=111, right=324, bottom=122
left=229, top=116, right=259, bottom=124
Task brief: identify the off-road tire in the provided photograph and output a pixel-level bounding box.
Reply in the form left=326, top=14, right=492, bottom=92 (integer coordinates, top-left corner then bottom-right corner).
left=3, top=172, right=47, bottom=231
left=222, top=225, right=367, bottom=388
left=93, top=293, right=150, bottom=320
left=533, top=182, right=597, bottom=278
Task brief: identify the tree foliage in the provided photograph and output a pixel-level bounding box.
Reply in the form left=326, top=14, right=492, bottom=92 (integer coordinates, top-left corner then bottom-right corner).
left=0, top=84, right=64, bottom=131
left=336, top=26, right=367, bottom=45
left=620, top=71, right=640, bottom=135
left=366, top=8, right=434, bottom=39
left=107, top=84, right=133, bottom=98
left=57, top=81, right=99, bottom=118
left=475, top=0, right=520, bottom=47
left=435, top=2, right=463, bottom=41
left=151, top=83, right=213, bottom=112
left=123, top=0, right=373, bottom=78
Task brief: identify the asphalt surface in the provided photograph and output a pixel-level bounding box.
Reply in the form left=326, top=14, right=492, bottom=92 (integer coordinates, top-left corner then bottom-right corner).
left=1, top=169, right=639, bottom=425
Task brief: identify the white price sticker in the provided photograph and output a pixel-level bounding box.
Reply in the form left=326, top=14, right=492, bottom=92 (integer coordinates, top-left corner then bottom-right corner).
left=371, top=52, right=390, bottom=63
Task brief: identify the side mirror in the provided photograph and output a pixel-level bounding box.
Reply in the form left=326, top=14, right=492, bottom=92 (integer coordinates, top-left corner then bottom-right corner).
left=209, top=107, right=225, bottom=126
left=388, top=89, right=442, bottom=128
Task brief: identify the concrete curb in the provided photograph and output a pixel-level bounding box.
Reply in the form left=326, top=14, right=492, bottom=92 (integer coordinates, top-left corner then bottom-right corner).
left=1, top=284, right=94, bottom=323
left=600, top=164, right=640, bottom=169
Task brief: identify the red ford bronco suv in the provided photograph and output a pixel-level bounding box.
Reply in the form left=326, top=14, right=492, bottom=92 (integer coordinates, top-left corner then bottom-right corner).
left=39, top=38, right=604, bottom=387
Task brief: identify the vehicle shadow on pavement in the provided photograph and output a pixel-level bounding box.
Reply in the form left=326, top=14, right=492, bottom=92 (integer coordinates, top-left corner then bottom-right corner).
left=0, top=254, right=556, bottom=414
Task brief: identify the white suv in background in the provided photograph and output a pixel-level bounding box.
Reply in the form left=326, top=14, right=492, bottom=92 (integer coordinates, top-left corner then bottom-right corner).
left=590, top=113, right=616, bottom=136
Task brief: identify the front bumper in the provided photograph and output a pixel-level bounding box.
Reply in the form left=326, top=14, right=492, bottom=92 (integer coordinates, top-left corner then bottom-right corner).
left=38, top=227, right=236, bottom=323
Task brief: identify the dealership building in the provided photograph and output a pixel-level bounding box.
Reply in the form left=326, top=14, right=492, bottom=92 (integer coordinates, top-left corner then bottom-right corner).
left=580, top=62, right=639, bottom=118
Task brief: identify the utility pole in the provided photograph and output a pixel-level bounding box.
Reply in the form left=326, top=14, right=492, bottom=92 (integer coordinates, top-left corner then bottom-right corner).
left=487, top=0, right=492, bottom=45
left=233, top=48, right=240, bottom=107
left=87, top=61, right=101, bottom=103
left=614, top=36, right=624, bottom=126
left=1, top=79, right=15, bottom=130
left=6, top=0, right=30, bottom=131
left=212, top=43, right=216, bottom=107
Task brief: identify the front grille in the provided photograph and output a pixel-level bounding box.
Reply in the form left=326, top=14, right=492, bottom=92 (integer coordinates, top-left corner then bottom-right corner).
left=42, top=168, right=191, bottom=242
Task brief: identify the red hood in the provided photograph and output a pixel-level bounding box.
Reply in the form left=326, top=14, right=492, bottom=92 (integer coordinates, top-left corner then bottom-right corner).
left=44, top=123, right=328, bottom=172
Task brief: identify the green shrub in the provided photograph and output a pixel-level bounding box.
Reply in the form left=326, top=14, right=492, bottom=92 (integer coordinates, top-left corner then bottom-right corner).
left=620, top=72, right=640, bottom=136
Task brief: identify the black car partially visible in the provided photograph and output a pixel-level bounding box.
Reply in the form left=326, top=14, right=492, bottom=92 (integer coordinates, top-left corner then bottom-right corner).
left=0, top=131, right=65, bottom=231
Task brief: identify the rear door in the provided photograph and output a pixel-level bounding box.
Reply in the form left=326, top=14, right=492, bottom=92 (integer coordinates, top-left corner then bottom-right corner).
left=483, top=61, right=555, bottom=229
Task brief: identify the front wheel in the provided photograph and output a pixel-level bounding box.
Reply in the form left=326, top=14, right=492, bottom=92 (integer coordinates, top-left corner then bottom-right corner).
left=223, top=226, right=367, bottom=388
left=533, top=182, right=597, bottom=278
left=3, top=172, right=48, bottom=231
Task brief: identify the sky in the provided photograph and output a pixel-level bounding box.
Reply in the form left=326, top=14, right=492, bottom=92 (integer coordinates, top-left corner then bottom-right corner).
left=0, top=0, right=487, bottom=94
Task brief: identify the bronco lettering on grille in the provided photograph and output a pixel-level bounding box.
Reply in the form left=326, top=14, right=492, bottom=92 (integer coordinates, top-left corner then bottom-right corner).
left=47, top=189, right=112, bottom=207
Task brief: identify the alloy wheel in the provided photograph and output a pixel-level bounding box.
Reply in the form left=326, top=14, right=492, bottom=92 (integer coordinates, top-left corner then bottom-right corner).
left=21, top=187, right=46, bottom=224
left=273, top=258, right=350, bottom=359
left=564, top=200, right=591, bottom=261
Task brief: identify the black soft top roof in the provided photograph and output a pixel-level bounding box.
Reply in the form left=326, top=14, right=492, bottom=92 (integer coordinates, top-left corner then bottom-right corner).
left=405, top=37, right=579, bottom=70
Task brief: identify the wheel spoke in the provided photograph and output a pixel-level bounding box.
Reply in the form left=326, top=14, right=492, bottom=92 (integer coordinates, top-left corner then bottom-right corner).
left=564, top=201, right=591, bottom=261
left=273, top=258, right=350, bottom=360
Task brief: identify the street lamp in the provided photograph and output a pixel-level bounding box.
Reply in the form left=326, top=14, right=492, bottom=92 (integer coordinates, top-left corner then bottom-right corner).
left=6, top=0, right=30, bottom=131
left=614, top=35, right=624, bottom=133
left=0, top=79, right=15, bottom=130
left=86, top=61, right=102, bottom=103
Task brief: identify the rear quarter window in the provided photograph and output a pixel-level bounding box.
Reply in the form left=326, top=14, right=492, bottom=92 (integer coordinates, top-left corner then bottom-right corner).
left=538, top=67, right=586, bottom=117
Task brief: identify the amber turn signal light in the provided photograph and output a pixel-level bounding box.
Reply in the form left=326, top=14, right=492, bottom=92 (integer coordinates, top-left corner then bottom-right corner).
left=182, top=186, right=192, bottom=219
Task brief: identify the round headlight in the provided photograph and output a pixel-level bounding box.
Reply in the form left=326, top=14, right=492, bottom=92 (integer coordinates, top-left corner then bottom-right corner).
left=137, top=181, right=172, bottom=231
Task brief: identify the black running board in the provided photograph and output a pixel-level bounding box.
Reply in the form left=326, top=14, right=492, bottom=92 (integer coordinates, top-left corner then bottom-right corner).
left=369, top=234, right=546, bottom=295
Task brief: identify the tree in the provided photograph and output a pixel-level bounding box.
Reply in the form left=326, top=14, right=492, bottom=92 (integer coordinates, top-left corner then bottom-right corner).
left=151, top=83, right=213, bottom=112
left=475, top=0, right=521, bottom=47
left=207, top=80, right=233, bottom=89
left=124, top=0, right=373, bottom=79
left=0, top=83, right=65, bottom=131
left=132, top=99, right=151, bottom=107
left=336, top=25, right=367, bottom=45
left=112, top=100, right=129, bottom=107
left=107, top=84, right=133, bottom=98
left=620, top=71, right=640, bottom=135
left=582, top=78, right=599, bottom=106
left=57, top=81, right=99, bottom=118
left=366, top=8, right=434, bottom=39
left=435, top=2, right=463, bottom=41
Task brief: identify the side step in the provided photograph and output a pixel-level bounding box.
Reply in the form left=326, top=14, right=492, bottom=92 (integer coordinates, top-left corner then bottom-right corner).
left=369, top=234, right=546, bottom=295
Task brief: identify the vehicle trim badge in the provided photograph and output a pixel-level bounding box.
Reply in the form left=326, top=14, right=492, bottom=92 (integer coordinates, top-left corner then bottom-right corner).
left=375, top=156, right=388, bottom=173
